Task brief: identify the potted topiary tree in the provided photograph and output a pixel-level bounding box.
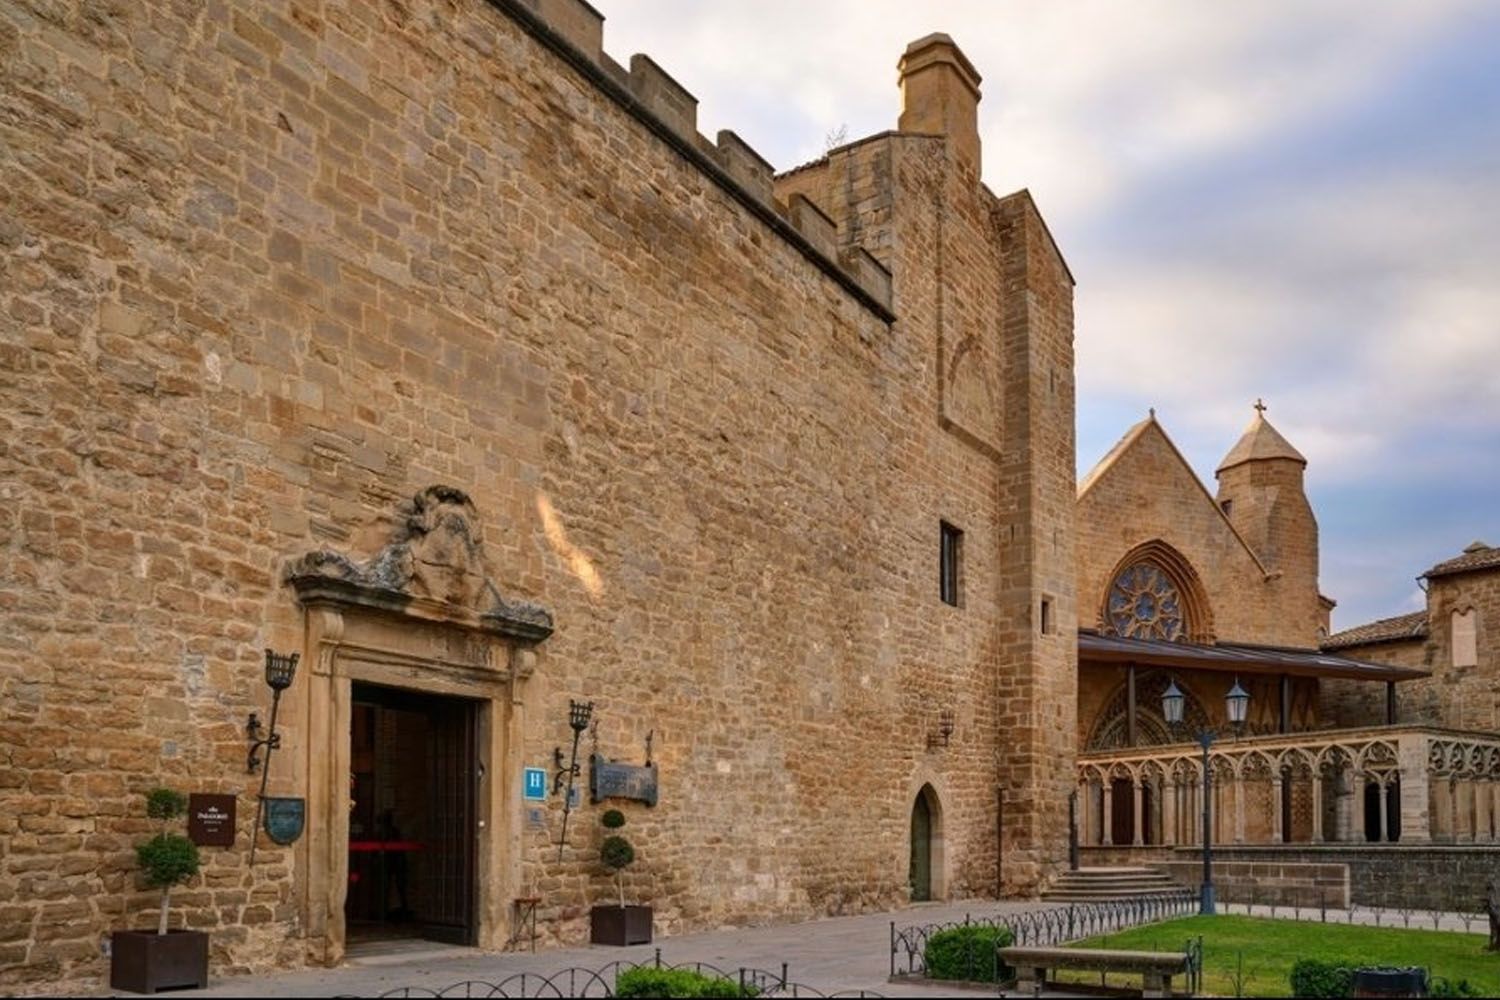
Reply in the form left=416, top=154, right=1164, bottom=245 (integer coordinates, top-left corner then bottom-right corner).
left=589, top=808, right=652, bottom=945
left=111, top=788, right=209, bottom=993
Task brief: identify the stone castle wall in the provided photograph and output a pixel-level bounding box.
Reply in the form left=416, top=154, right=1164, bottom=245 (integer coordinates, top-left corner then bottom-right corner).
left=0, top=0, right=1074, bottom=991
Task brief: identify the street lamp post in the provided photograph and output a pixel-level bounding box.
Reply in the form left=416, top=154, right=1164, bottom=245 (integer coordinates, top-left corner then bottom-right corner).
left=1162, top=677, right=1249, bottom=916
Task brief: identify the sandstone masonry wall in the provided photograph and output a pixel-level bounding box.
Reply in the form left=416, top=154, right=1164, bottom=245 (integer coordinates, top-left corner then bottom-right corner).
left=1324, top=570, right=1500, bottom=732
left=0, top=0, right=1072, bottom=991
left=1087, top=844, right=1499, bottom=912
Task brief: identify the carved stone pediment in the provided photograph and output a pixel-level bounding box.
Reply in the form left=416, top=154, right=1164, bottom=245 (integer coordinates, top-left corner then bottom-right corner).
left=285, top=485, right=553, bottom=642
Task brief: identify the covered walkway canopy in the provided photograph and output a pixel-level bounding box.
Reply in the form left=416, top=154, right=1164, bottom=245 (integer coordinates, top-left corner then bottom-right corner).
left=1078, top=629, right=1430, bottom=682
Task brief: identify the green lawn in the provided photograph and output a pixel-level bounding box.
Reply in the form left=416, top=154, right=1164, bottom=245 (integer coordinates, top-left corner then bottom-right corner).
left=1061, top=915, right=1496, bottom=997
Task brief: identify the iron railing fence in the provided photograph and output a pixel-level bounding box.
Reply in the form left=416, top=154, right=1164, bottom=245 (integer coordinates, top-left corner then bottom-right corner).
left=334, top=950, right=885, bottom=998
left=1218, top=889, right=1489, bottom=934
left=1185, top=933, right=1203, bottom=995
left=890, top=890, right=1199, bottom=981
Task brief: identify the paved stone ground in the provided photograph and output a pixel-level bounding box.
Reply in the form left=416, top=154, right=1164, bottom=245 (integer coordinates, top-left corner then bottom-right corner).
left=98, top=898, right=1490, bottom=997
left=154, top=899, right=1066, bottom=998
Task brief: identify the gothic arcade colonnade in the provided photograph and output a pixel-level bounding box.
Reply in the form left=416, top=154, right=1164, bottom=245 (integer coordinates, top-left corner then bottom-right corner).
left=1077, top=727, right=1500, bottom=849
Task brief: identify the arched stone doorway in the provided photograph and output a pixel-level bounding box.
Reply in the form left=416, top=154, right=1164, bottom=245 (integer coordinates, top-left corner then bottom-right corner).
left=909, top=784, right=943, bottom=901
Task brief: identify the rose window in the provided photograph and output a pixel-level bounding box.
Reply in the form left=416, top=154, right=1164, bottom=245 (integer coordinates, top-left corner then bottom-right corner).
left=1106, top=563, right=1185, bottom=641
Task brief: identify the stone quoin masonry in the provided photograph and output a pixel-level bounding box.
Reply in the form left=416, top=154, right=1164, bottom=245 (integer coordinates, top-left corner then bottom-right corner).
left=0, top=0, right=1077, bottom=990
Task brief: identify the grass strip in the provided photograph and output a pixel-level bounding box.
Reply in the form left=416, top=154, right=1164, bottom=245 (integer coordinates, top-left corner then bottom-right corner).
left=1059, top=915, right=1495, bottom=997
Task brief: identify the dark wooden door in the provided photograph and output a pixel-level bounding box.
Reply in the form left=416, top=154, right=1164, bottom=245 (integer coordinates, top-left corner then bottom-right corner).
left=1142, top=783, right=1154, bottom=845
left=1110, top=779, right=1133, bottom=845
left=909, top=794, right=932, bottom=902
left=422, top=698, right=477, bottom=945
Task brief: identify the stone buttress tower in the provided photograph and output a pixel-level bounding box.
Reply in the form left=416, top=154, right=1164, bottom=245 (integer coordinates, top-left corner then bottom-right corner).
left=1215, top=404, right=1321, bottom=645
left=776, top=33, right=1078, bottom=895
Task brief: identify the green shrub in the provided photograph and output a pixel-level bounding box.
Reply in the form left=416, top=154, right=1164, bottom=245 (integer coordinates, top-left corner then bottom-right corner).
left=145, top=788, right=188, bottom=821
left=614, top=967, right=753, bottom=998
left=601, top=834, right=635, bottom=871
left=1431, top=976, right=1482, bottom=998
left=923, top=924, right=1015, bottom=983
left=598, top=806, right=636, bottom=907
left=1288, top=958, right=1354, bottom=998
left=136, top=835, right=201, bottom=889
left=135, top=787, right=201, bottom=935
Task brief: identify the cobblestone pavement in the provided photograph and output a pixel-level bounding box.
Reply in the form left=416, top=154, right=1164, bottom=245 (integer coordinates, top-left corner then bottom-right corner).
left=156, top=899, right=1064, bottom=998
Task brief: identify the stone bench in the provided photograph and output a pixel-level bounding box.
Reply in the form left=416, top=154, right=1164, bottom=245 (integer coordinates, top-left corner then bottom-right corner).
left=998, top=945, right=1192, bottom=998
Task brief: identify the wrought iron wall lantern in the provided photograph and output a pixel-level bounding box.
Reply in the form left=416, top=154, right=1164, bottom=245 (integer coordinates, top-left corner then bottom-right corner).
left=247, top=649, right=299, bottom=866
left=926, top=709, right=955, bottom=750
left=247, top=650, right=299, bottom=774
left=553, top=698, right=593, bottom=860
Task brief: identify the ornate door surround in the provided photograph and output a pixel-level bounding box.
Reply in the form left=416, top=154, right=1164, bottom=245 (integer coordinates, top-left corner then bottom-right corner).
left=284, top=487, right=553, bottom=964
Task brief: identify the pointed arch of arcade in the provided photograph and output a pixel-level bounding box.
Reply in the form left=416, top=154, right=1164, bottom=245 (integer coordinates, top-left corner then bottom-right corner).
left=1085, top=667, right=1212, bottom=751
left=1098, top=539, right=1216, bottom=644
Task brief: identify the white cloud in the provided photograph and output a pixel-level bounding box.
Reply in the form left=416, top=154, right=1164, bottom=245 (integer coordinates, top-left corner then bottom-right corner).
left=599, top=1, right=1479, bottom=223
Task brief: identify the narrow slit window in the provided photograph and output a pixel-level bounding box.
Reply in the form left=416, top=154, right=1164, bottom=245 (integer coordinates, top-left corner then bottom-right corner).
left=940, top=521, right=962, bottom=607
left=1041, top=596, right=1054, bottom=635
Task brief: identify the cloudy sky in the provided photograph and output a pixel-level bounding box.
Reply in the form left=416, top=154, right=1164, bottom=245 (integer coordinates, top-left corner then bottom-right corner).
left=600, top=1, right=1500, bottom=630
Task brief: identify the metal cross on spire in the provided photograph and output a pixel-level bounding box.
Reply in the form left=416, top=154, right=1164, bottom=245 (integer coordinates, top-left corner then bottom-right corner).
left=1253, top=398, right=1267, bottom=415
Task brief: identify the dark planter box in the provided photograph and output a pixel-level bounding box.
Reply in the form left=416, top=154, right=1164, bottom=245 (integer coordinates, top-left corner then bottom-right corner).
left=590, top=904, right=652, bottom=946
left=110, top=929, right=209, bottom=993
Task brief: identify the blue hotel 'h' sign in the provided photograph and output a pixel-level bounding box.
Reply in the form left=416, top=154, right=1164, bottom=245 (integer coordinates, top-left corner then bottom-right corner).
left=523, top=767, right=547, bottom=800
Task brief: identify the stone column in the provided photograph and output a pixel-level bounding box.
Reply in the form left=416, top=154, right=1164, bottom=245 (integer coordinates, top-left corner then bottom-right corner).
left=1457, top=779, right=1475, bottom=843
left=1432, top=778, right=1454, bottom=842
left=1491, top=781, right=1500, bottom=844
left=1474, top=779, right=1492, bottom=843
left=1102, top=782, right=1114, bottom=847
left=1396, top=732, right=1432, bottom=843
left=1188, top=773, right=1200, bottom=845
left=1079, top=779, right=1091, bottom=847
left=1133, top=781, right=1145, bottom=847
left=1271, top=775, right=1284, bottom=844
left=1233, top=774, right=1246, bottom=844
left=1163, top=779, right=1178, bottom=847
left=1311, top=773, right=1324, bottom=843
left=1334, top=766, right=1354, bottom=843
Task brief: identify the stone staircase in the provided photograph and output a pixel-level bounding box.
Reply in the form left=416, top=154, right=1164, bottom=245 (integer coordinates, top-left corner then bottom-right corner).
left=1040, top=866, right=1188, bottom=903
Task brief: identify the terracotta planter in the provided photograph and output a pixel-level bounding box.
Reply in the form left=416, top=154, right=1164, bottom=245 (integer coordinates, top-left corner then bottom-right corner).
left=589, top=904, right=652, bottom=946
left=109, top=929, right=209, bottom=993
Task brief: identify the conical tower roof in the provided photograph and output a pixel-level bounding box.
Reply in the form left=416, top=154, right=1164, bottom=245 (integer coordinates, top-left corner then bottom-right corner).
left=1216, top=401, right=1306, bottom=474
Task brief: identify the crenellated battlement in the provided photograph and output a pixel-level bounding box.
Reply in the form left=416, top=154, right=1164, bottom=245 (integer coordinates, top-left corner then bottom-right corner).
left=501, top=0, right=894, bottom=317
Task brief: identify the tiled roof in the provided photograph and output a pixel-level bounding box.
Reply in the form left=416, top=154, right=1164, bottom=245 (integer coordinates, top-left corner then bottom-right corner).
left=1425, top=541, right=1500, bottom=580
left=1321, top=611, right=1429, bottom=651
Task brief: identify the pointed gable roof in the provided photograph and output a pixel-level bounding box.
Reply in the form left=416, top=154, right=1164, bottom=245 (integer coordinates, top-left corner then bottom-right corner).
left=1216, top=407, right=1306, bottom=474
left=1080, top=410, right=1269, bottom=576
left=1077, top=413, right=1153, bottom=498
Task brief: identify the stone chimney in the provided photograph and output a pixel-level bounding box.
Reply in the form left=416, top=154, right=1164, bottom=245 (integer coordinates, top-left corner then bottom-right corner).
left=898, top=33, right=982, bottom=176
